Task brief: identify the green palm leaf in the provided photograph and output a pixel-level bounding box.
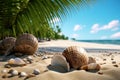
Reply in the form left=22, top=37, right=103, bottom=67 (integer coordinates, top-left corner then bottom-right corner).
left=0, top=0, right=92, bottom=39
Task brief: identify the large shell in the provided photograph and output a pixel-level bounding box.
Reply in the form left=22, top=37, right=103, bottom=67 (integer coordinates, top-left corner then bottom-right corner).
left=14, top=33, right=38, bottom=55
left=0, top=37, right=16, bottom=55
left=51, top=54, right=70, bottom=72
left=62, top=46, right=88, bottom=69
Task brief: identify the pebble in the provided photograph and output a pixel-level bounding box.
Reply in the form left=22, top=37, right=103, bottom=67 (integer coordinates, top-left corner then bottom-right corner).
left=112, top=61, right=116, bottom=64
left=103, top=59, right=106, bottom=61
left=1, top=69, right=7, bottom=73
left=113, top=64, right=119, bottom=67
left=42, top=56, right=47, bottom=60
left=19, top=72, right=28, bottom=77
left=2, top=74, right=8, bottom=78
left=11, top=70, right=18, bottom=76
left=33, top=69, right=40, bottom=75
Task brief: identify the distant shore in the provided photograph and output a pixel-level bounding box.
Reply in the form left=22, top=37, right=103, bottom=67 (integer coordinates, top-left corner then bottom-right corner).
left=38, top=40, right=120, bottom=53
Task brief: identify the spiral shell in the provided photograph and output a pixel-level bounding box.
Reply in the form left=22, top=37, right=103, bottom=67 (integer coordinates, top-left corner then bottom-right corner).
left=0, top=37, right=16, bottom=55
left=62, top=46, right=88, bottom=69
left=14, top=33, right=38, bottom=55
left=51, top=54, right=70, bottom=72
left=81, top=63, right=101, bottom=70
left=88, top=56, right=96, bottom=64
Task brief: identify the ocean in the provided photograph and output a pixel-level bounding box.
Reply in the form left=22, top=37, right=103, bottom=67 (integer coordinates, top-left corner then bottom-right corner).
left=76, top=40, right=120, bottom=45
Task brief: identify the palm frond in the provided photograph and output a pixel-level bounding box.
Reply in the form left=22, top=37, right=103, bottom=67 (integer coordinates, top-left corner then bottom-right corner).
left=0, top=0, right=93, bottom=39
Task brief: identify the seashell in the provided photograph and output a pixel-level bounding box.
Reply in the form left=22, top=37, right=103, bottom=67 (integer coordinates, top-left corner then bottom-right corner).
left=19, top=72, right=28, bottom=77
left=1, top=69, right=7, bottom=73
left=33, top=69, right=40, bottom=75
left=42, top=55, right=48, bottom=60
left=88, top=56, right=96, bottom=64
left=13, top=33, right=38, bottom=55
left=0, top=37, right=16, bottom=55
left=11, top=70, right=18, bottom=76
left=51, top=54, right=70, bottom=72
left=8, top=58, right=26, bottom=66
left=81, top=63, right=101, bottom=70
left=62, top=46, right=88, bottom=69
left=27, top=56, right=33, bottom=60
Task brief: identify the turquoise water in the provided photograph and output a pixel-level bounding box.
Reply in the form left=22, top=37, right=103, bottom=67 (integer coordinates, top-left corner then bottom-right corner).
left=76, top=40, right=120, bottom=45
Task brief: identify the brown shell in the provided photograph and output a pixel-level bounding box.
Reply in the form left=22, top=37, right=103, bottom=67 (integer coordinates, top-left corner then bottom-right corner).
left=0, top=37, right=16, bottom=55
left=88, top=56, right=96, bottom=64
left=62, top=46, right=88, bottom=69
left=14, top=33, right=38, bottom=55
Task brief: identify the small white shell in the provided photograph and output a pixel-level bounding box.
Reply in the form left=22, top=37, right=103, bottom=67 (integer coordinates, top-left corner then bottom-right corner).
left=27, top=56, right=33, bottom=60
left=8, top=58, right=26, bottom=66
left=20, top=72, right=28, bottom=77
left=42, top=56, right=47, bottom=60
left=51, top=54, right=70, bottom=72
left=1, top=69, right=7, bottom=73
left=11, top=70, right=18, bottom=76
left=33, top=69, right=40, bottom=75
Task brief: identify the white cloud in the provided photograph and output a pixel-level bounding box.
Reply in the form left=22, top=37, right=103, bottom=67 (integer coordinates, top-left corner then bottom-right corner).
left=71, top=34, right=79, bottom=38
left=100, top=36, right=108, bottom=39
left=73, top=24, right=82, bottom=31
left=100, top=20, right=119, bottom=30
left=50, top=17, right=60, bottom=23
left=90, top=20, right=120, bottom=34
left=90, top=24, right=100, bottom=33
left=111, top=32, right=120, bottom=38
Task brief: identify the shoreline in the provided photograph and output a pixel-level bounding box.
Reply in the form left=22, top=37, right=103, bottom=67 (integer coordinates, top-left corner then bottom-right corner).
left=38, top=40, right=120, bottom=53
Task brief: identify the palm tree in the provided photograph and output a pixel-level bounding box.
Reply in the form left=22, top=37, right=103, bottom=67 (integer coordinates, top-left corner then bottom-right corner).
left=0, top=0, right=91, bottom=39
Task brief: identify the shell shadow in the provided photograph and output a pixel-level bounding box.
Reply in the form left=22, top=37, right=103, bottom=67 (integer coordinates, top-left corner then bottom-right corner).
left=47, top=64, right=69, bottom=73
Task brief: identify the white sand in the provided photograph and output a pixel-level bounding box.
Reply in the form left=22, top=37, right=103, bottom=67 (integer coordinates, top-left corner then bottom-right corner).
left=0, top=40, right=120, bottom=80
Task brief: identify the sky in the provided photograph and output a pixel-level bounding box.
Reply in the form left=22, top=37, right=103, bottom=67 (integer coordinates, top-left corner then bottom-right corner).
left=54, top=0, right=120, bottom=40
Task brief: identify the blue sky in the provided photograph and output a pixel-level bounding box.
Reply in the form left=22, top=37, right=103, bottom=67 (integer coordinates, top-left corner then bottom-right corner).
left=54, top=0, right=120, bottom=40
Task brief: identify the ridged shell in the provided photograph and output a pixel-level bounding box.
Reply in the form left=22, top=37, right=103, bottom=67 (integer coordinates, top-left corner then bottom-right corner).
left=0, top=37, right=16, bottom=55
left=51, top=54, right=70, bottom=72
left=62, top=46, right=88, bottom=69
left=88, top=56, right=96, bottom=64
left=8, top=58, right=26, bottom=66
left=81, top=63, right=101, bottom=70
left=14, top=33, right=38, bottom=55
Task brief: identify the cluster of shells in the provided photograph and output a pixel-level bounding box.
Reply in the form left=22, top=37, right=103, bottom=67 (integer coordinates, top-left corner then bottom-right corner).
left=0, top=33, right=38, bottom=56
left=51, top=46, right=101, bottom=72
left=1, top=68, right=40, bottom=78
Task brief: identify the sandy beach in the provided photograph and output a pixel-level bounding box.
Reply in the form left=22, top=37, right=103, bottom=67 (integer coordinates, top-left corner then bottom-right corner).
left=0, top=40, right=120, bottom=80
